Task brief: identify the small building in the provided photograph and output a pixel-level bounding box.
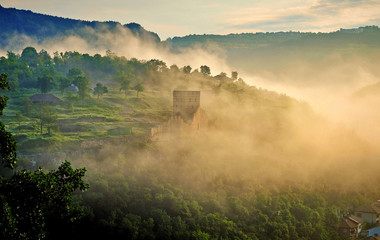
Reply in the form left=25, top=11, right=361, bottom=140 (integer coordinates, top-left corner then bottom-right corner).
left=148, top=90, right=208, bottom=140
left=355, top=201, right=380, bottom=224
left=29, top=94, right=62, bottom=105
left=65, top=84, right=79, bottom=94
left=338, top=215, right=364, bottom=239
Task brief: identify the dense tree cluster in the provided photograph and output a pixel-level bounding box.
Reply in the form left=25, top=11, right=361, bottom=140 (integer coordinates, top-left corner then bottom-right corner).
left=0, top=74, right=89, bottom=240
left=71, top=169, right=340, bottom=240
left=0, top=47, right=241, bottom=95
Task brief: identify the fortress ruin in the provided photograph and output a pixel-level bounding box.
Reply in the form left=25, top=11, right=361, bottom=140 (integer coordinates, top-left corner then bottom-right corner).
left=148, top=90, right=208, bottom=140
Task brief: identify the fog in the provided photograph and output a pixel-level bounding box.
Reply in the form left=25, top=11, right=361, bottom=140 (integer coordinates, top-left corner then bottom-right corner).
left=239, top=54, right=380, bottom=144
left=2, top=25, right=230, bottom=76
left=3, top=25, right=380, bottom=195
left=73, top=71, right=380, bottom=197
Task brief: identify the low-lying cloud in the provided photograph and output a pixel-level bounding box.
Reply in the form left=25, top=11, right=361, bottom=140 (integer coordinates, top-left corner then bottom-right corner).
left=1, top=24, right=230, bottom=75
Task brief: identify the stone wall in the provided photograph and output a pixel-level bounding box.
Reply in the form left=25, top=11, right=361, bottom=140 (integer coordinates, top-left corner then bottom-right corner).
left=148, top=90, right=207, bottom=141
left=173, top=91, right=200, bottom=123
left=148, top=106, right=208, bottom=141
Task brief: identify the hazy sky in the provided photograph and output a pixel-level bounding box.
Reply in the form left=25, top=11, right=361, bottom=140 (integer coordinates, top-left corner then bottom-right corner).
left=3, top=0, right=380, bottom=39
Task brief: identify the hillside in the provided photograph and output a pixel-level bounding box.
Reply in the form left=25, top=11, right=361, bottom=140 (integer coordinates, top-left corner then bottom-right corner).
left=2, top=9, right=380, bottom=238
left=0, top=5, right=160, bottom=48
left=1, top=44, right=380, bottom=239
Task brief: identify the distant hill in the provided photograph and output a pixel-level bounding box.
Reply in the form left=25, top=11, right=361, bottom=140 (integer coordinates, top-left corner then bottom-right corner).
left=0, top=5, right=160, bottom=48
left=165, top=26, right=380, bottom=86
left=167, top=26, right=380, bottom=49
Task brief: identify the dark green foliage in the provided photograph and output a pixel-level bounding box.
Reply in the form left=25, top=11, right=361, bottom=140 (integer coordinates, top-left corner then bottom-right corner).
left=93, top=82, right=108, bottom=98
left=0, top=122, right=17, bottom=169
left=70, top=163, right=340, bottom=240
left=67, top=68, right=84, bottom=81
left=37, top=73, right=54, bottom=94
left=0, top=73, right=89, bottom=239
left=0, top=74, right=17, bottom=169
left=39, top=105, right=58, bottom=135
left=0, top=73, right=9, bottom=114
left=38, top=49, right=52, bottom=66
left=74, top=75, right=90, bottom=100
left=58, top=76, right=71, bottom=95
left=0, top=161, right=88, bottom=240
left=20, top=47, right=39, bottom=67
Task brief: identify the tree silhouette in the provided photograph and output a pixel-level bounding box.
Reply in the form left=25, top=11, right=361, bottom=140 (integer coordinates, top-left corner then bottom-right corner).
left=200, top=65, right=211, bottom=76
left=133, top=83, right=144, bottom=97
left=93, top=82, right=108, bottom=99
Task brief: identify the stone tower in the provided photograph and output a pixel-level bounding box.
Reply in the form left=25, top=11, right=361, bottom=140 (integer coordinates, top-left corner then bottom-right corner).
left=173, top=90, right=200, bottom=123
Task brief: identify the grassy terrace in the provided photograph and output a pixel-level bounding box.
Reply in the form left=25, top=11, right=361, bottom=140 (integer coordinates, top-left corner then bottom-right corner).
left=1, top=88, right=173, bottom=154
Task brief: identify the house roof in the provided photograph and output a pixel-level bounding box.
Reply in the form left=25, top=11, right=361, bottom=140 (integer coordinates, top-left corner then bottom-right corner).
left=356, top=203, right=380, bottom=214
left=29, top=94, right=62, bottom=103
left=339, top=217, right=360, bottom=229
left=349, top=215, right=365, bottom=224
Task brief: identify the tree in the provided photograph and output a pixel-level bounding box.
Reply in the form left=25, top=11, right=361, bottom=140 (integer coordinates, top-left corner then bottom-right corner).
left=0, top=73, right=17, bottom=169
left=37, top=74, right=54, bottom=94
left=93, top=82, right=108, bottom=99
left=74, top=76, right=90, bottom=100
left=170, top=64, right=180, bottom=73
left=183, top=65, right=192, bottom=74
left=147, top=59, right=168, bottom=73
left=39, top=105, right=58, bottom=135
left=20, top=47, right=39, bottom=67
left=0, top=73, right=89, bottom=239
left=67, top=68, right=84, bottom=82
left=58, top=76, right=72, bottom=95
left=231, top=71, right=238, bottom=81
left=115, top=71, right=133, bottom=95
left=38, top=49, right=52, bottom=66
left=133, top=83, right=144, bottom=97
left=200, top=65, right=211, bottom=76
left=0, top=161, right=88, bottom=239
left=64, top=92, right=78, bottom=112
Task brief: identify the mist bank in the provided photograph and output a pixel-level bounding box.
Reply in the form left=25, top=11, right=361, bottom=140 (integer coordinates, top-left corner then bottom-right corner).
left=67, top=79, right=380, bottom=239
left=167, top=26, right=380, bottom=85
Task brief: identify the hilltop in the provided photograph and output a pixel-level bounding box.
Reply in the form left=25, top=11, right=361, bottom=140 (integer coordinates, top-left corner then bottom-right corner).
left=0, top=5, right=160, bottom=48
